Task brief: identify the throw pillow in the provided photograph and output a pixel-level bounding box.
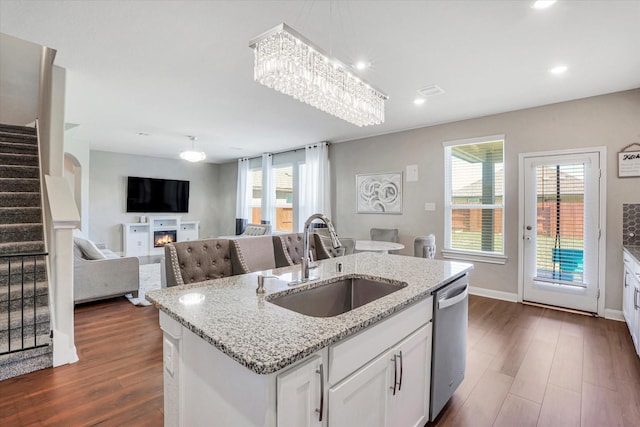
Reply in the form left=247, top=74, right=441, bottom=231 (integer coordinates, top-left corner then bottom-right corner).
left=74, top=236, right=107, bottom=260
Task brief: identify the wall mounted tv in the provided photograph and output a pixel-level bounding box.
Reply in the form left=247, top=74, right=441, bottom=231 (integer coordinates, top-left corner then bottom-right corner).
left=126, top=176, right=190, bottom=213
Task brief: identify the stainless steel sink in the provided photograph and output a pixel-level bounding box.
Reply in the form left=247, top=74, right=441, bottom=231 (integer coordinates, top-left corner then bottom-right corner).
left=267, top=277, right=406, bottom=317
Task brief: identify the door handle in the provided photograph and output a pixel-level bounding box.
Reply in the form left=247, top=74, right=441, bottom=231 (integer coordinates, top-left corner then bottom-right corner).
left=397, top=351, right=403, bottom=391
left=389, top=354, right=397, bottom=395
left=439, top=284, right=469, bottom=309
left=315, top=364, right=324, bottom=422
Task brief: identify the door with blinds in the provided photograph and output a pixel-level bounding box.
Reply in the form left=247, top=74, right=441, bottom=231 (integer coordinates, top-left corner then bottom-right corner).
left=521, top=151, right=602, bottom=313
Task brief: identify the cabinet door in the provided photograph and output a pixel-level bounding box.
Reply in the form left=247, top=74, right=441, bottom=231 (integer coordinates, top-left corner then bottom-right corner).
left=388, top=324, right=432, bottom=427
left=633, top=284, right=640, bottom=356
left=277, top=355, right=324, bottom=427
left=623, top=266, right=635, bottom=330
left=329, top=349, right=393, bottom=427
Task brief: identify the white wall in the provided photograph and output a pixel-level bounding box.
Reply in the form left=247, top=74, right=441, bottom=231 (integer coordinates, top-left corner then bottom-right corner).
left=64, top=136, right=91, bottom=233
left=88, top=151, right=221, bottom=253
left=330, top=89, right=640, bottom=311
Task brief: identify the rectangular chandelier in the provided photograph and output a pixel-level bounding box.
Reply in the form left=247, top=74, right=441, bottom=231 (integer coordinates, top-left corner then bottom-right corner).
left=249, top=23, right=388, bottom=127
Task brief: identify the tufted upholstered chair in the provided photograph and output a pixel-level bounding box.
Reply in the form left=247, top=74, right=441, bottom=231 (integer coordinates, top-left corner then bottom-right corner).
left=272, top=233, right=318, bottom=267
left=313, top=234, right=356, bottom=259
left=164, top=239, right=233, bottom=287
left=229, top=235, right=277, bottom=274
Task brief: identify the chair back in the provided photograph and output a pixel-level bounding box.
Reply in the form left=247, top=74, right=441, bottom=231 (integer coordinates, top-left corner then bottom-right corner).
left=313, top=234, right=356, bottom=258
left=370, top=228, right=399, bottom=243
left=230, top=235, right=276, bottom=274
left=414, top=235, right=436, bottom=259
left=164, top=239, right=233, bottom=286
left=272, top=233, right=318, bottom=267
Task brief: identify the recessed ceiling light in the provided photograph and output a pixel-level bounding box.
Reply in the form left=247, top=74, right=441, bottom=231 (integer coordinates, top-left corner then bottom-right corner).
left=413, top=98, right=426, bottom=105
left=532, top=0, right=557, bottom=9
left=549, top=65, right=568, bottom=75
left=354, top=61, right=370, bottom=70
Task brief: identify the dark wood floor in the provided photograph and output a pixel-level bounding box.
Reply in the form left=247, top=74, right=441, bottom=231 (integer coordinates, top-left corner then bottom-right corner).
left=428, top=296, right=640, bottom=427
left=1, top=295, right=639, bottom=426
left=0, top=298, right=163, bottom=426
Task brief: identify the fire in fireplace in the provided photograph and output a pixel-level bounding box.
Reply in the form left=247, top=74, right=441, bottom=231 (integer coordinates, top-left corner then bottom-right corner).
left=154, top=230, right=177, bottom=248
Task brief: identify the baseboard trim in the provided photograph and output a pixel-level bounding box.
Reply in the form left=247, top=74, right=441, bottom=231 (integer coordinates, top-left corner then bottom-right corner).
left=604, top=309, right=625, bottom=322
left=468, top=286, right=518, bottom=303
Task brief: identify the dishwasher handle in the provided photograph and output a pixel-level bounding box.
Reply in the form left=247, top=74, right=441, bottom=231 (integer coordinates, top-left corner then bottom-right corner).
left=439, top=284, right=469, bottom=309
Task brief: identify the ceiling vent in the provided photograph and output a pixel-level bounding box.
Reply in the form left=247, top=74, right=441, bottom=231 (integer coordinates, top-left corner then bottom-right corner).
left=417, top=85, right=445, bottom=97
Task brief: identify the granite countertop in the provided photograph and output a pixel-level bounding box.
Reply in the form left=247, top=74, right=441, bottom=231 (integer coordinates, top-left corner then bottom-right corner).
left=624, top=245, right=640, bottom=264
left=146, top=252, right=473, bottom=375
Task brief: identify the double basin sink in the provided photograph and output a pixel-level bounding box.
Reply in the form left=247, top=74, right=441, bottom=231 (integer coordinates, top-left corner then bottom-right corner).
left=266, top=276, right=407, bottom=317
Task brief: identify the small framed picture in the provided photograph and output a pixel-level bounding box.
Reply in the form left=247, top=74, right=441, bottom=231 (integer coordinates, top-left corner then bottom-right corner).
left=356, top=172, right=403, bottom=214
left=618, top=148, right=640, bottom=178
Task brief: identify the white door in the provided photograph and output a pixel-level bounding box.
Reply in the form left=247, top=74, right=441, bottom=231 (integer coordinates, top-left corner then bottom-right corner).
left=328, top=349, right=392, bottom=427
left=388, top=324, right=432, bottom=427
left=277, top=355, right=324, bottom=427
left=521, top=151, right=602, bottom=313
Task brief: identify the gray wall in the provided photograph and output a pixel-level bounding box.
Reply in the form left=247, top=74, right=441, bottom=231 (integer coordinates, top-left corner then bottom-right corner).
left=89, top=151, right=222, bottom=252
left=330, top=89, right=640, bottom=311
left=100, top=89, right=640, bottom=312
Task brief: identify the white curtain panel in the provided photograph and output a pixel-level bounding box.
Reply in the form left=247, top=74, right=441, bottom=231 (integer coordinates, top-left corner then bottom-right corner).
left=261, top=153, right=275, bottom=225
left=235, top=158, right=251, bottom=233
left=303, top=142, right=331, bottom=221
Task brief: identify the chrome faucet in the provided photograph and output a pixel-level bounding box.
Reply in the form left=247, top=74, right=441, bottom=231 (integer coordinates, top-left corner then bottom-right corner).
left=297, top=213, right=342, bottom=283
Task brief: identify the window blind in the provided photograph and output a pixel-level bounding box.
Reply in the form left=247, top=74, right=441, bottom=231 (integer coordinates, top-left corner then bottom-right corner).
left=534, top=163, right=585, bottom=287
left=445, top=138, right=504, bottom=254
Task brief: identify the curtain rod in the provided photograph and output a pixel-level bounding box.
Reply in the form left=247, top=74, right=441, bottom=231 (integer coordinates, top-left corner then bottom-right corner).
left=240, top=141, right=330, bottom=162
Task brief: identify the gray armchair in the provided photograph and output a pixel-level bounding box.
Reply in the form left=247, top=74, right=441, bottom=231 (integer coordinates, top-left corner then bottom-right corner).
left=73, top=241, right=139, bottom=303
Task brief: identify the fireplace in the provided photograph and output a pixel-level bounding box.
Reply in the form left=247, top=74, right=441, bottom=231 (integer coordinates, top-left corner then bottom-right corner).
left=154, top=230, right=177, bottom=248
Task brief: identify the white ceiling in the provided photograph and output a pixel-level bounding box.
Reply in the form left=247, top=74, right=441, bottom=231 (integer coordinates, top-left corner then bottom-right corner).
left=1, top=0, right=639, bottom=164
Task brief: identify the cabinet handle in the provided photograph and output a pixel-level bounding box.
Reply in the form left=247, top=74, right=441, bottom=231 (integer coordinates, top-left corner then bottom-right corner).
left=625, top=271, right=629, bottom=288
left=635, top=288, right=640, bottom=310
left=397, top=351, right=403, bottom=391
left=315, top=364, right=324, bottom=422
left=389, top=354, right=397, bottom=395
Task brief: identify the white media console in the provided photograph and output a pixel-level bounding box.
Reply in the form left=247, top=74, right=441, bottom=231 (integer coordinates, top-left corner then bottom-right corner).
left=122, top=217, right=199, bottom=257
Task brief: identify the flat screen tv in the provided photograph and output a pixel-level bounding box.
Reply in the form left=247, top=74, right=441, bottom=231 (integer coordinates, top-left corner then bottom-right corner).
left=126, top=176, right=189, bottom=213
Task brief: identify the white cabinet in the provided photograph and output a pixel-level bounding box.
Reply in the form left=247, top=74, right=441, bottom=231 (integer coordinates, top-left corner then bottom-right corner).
left=178, top=221, right=199, bottom=242
left=329, top=324, right=432, bottom=427
left=277, top=355, right=325, bottom=427
left=159, top=296, right=434, bottom=427
left=329, top=345, right=392, bottom=427
left=123, top=217, right=199, bottom=256
left=623, top=250, right=640, bottom=357
left=122, top=223, right=150, bottom=256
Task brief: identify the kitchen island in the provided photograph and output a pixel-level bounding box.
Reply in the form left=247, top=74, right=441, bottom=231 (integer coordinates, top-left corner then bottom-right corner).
left=146, top=252, right=472, bottom=427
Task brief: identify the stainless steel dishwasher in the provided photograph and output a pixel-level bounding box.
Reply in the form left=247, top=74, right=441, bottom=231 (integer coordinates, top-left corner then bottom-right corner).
left=430, top=273, right=469, bottom=421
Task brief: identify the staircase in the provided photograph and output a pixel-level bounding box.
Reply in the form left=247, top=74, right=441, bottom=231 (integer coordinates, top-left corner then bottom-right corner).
left=0, top=123, right=52, bottom=381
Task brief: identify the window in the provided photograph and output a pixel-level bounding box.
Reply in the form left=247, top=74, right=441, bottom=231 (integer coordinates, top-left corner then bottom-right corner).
left=249, top=151, right=303, bottom=232
left=443, top=135, right=506, bottom=263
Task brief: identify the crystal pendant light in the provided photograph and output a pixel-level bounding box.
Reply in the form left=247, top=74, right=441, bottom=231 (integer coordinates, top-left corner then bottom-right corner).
left=249, top=23, right=388, bottom=127
left=180, top=136, right=206, bottom=162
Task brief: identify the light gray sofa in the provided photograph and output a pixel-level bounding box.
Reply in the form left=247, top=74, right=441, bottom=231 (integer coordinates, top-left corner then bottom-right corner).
left=73, top=242, right=139, bottom=303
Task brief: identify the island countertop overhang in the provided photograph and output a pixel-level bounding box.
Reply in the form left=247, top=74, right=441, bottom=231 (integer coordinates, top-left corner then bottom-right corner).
left=146, top=252, right=473, bottom=374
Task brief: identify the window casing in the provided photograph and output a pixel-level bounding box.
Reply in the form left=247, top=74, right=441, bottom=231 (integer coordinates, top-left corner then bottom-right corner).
left=443, top=135, right=506, bottom=263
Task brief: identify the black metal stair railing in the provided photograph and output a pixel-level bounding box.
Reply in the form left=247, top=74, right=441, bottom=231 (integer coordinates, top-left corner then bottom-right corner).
left=0, top=252, right=49, bottom=355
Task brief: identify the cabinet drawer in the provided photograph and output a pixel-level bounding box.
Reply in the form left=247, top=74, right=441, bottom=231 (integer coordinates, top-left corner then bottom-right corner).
left=329, top=297, right=432, bottom=385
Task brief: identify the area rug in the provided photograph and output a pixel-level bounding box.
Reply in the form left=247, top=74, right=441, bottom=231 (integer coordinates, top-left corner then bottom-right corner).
left=126, top=262, right=161, bottom=306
